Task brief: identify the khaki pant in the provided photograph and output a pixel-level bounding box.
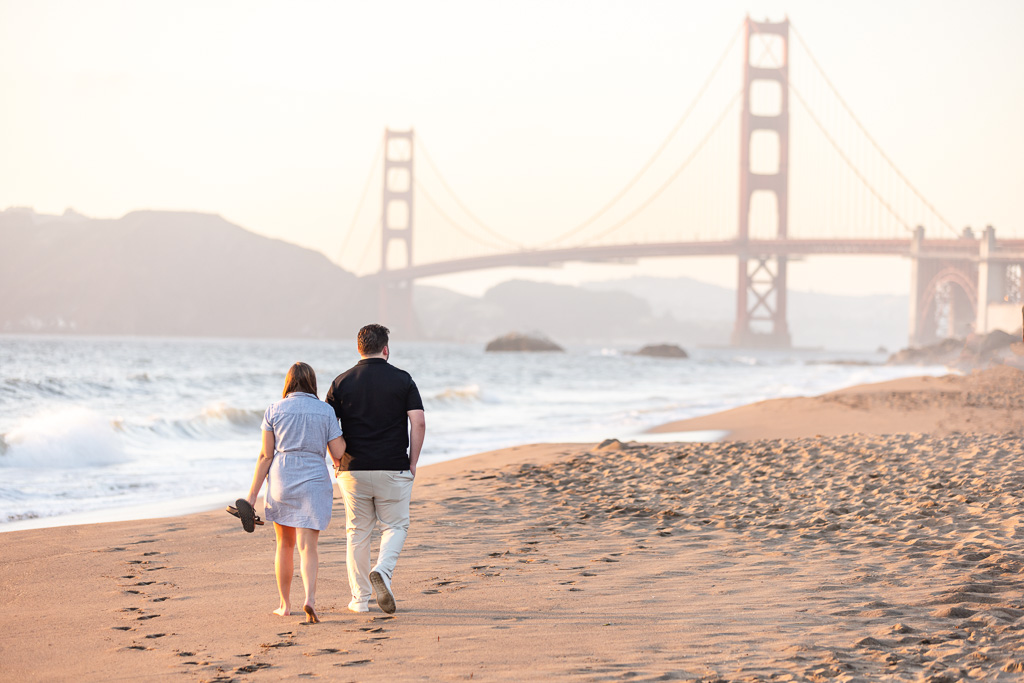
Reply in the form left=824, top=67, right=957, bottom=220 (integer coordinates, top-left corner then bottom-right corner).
left=337, top=469, right=414, bottom=604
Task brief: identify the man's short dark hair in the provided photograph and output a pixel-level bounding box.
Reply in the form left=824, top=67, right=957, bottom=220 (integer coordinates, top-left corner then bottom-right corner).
left=357, top=324, right=390, bottom=356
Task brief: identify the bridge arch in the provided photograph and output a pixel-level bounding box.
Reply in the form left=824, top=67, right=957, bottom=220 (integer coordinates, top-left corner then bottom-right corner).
left=916, top=265, right=978, bottom=344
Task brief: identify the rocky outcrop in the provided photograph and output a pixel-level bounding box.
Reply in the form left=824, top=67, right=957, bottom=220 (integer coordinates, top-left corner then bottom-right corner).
left=633, top=343, right=688, bottom=359
left=887, top=338, right=964, bottom=366
left=484, top=333, right=564, bottom=352
left=887, top=330, right=1024, bottom=370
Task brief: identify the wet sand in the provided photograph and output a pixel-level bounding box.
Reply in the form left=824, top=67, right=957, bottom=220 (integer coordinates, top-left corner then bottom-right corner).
left=2, top=367, right=1023, bottom=681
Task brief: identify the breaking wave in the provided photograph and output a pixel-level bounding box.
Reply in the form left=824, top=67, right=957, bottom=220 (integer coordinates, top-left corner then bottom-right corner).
left=0, top=408, right=127, bottom=468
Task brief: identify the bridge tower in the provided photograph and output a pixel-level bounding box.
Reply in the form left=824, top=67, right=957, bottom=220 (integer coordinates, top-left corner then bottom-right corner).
left=732, top=16, right=792, bottom=348
left=377, top=128, right=418, bottom=336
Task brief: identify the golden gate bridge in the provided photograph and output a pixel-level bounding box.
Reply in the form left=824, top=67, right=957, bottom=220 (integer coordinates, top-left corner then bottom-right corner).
left=337, top=17, right=1024, bottom=348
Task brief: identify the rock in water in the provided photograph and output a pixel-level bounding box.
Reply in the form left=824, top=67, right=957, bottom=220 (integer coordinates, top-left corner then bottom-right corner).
left=484, top=333, right=564, bottom=353
left=633, top=344, right=688, bottom=359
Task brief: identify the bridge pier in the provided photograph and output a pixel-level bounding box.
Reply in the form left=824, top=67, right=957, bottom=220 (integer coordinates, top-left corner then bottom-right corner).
left=733, top=254, right=791, bottom=347
left=908, top=226, right=978, bottom=346
left=975, top=225, right=1024, bottom=338
left=377, top=280, right=418, bottom=339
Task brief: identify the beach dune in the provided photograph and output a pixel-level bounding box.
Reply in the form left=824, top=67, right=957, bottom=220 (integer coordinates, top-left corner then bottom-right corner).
left=2, top=368, right=1024, bottom=681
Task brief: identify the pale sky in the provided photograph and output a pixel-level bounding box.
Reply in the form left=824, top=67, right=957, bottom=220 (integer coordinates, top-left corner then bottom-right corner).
left=2, top=1, right=1022, bottom=297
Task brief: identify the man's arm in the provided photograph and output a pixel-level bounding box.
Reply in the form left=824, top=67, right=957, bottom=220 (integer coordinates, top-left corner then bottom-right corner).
left=325, top=380, right=342, bottom=418
left=407, top=409, right=425, bottom=475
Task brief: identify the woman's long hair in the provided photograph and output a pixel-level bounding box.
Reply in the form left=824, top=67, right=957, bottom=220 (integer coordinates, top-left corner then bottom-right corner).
left=282, top=362, right=317, bottom=398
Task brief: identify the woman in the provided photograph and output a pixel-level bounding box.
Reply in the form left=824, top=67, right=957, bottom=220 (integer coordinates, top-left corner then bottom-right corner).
left=241, top=362, right=345, bottom=624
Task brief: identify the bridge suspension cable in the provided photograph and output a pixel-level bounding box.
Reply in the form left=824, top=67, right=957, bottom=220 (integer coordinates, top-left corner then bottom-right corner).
left=539, top=20, right=744, bottom=248
left=352, top=212, right=382, bottom=274
left=789, top=22, right=958, bottom=237
left=567, top=89, right=742, bottom=246
left=788, top=82, right=912, bottom=233
left=415, top=135, right=523, bottom=250
left=414, top=177, right=516, bottom=252
left=335, top=136, right=384, bottom=268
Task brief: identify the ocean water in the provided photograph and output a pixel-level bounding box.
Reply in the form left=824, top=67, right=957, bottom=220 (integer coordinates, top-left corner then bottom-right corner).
left=0, top=336, right=949, bottom=531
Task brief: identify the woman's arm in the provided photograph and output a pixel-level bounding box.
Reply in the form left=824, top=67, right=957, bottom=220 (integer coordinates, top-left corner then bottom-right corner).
left=327, top=436, right=346, bottom=473
left=246, top=429, right=276, bottom=506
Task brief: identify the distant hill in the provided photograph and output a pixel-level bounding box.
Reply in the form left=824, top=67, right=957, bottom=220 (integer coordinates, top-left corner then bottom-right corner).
left=419, top=276, right=909, bottom=350
left=415, top=279, right=727, bottom=345
left=585, top=276, right=908, bottom=351
left=0, top=208, right=373, bottom=338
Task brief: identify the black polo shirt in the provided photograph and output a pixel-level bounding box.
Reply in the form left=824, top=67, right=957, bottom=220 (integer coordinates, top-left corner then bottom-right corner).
left=325, top=358, right=424, bottom=471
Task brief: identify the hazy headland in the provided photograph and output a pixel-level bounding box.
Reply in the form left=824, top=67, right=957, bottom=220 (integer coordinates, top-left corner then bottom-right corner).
left=3, top=207, right=909, bottom=351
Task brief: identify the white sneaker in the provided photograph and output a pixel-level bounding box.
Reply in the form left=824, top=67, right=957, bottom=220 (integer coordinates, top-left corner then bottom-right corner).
left=369, top=570, right=396, bottom=614
left=347, top=599, right=369, bottom=613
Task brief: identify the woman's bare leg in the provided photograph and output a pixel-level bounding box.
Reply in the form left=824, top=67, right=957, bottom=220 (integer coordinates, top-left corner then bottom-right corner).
left=296, top=528, right=321, bottom=621
left=273, top=523, right=297, bottom=616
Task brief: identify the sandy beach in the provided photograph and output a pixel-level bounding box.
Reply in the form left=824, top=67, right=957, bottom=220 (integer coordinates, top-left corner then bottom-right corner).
left=3, top=367, right=1024, bottom=681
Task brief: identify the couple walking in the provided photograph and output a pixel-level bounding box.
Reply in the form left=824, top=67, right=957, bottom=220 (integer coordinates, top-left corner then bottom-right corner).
left=235, top=324, right=426, bottom=623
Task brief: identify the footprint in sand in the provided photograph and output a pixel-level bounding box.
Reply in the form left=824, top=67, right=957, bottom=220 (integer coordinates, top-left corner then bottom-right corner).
left=151, top=597, right=169, bottom=602
left=236, top=663, right=271, bottom=674
left=335, top=659, right=373, bottom=667
left=137, top=614, right=160, bottom=620
left=144, top=633, right=166, bottom=639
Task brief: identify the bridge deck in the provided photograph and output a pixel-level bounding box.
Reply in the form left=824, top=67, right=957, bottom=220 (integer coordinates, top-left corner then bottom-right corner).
left=366, top=238, right=1024, bottom=282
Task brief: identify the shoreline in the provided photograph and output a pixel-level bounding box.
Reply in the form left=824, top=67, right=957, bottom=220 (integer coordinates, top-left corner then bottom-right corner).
left=0, top=367, right=993, bottom=534
left=647, top=366, right=1024, bottom=441
left=2, top=367, right=1024, bottom=679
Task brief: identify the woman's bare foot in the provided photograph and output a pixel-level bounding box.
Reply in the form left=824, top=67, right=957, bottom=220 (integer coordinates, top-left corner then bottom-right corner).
left=303, top=604, right=319, bottom=624
left=273, top=606, right=290, bottom=617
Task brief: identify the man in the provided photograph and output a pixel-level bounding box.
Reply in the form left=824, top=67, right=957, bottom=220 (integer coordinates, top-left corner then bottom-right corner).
left=326, top=324, right=426, bottom=614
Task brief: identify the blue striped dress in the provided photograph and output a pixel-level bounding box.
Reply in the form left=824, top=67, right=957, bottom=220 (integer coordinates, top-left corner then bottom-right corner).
left=260, top=392, right=341, bottom=531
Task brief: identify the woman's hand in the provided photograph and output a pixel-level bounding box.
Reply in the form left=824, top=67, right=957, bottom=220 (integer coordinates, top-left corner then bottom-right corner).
left=327, top=436, right=346, bottom=474
left=246, top=430, right=276, bottom=504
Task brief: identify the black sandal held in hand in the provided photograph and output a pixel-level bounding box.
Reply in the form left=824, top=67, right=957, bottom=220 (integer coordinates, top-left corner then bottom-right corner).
left=226, top=499, right=264, bottom=532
